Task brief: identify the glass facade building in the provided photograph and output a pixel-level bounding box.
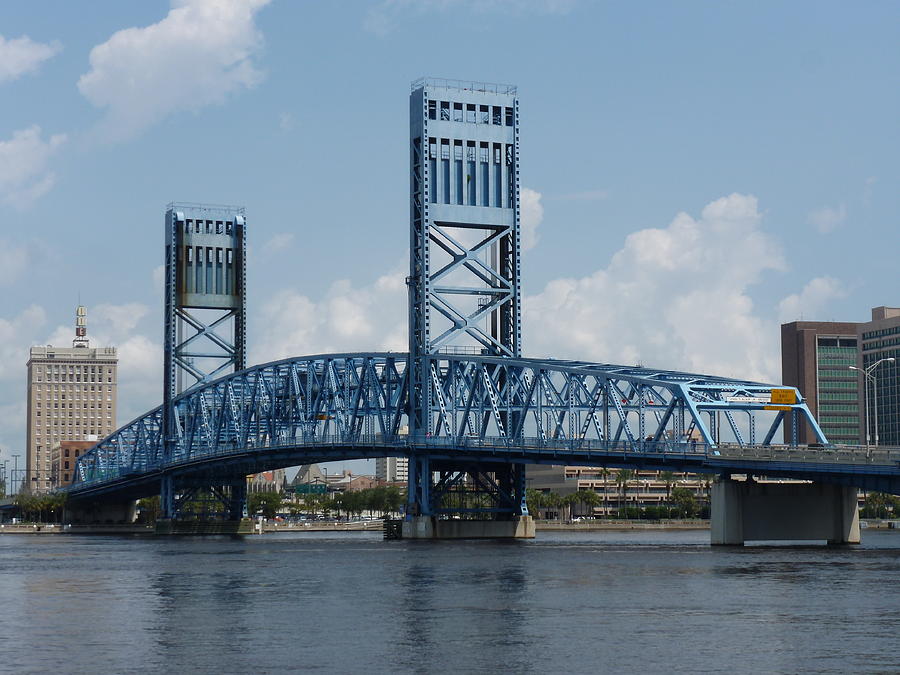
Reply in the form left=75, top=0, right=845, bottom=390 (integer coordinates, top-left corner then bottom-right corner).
left=781, top=321, right=860, bottom=444
left=858, top=307, right=900, bottom=446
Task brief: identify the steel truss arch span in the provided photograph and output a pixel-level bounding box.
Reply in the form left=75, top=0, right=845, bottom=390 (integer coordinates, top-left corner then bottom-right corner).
left=68, top=351, right=831, bottom=497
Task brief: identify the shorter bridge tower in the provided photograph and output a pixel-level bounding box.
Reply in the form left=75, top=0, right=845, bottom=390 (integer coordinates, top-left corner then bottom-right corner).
left=161, top=203, right=249, bottom=526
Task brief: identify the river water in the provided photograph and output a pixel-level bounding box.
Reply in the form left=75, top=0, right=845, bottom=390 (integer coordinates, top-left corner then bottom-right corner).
left=1, top=529, right=898, bottom=674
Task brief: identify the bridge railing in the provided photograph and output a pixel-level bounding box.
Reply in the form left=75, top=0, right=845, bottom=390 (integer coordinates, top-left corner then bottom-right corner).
left=714, top=443, right=900, bottom=467
left=67, top=432, right=712, bottom=491
left=67, top=426, right=900, bottom=495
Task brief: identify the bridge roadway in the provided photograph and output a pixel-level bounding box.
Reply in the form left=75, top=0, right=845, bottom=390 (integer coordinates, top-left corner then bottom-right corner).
left=65, top=352, right=900, bottom=503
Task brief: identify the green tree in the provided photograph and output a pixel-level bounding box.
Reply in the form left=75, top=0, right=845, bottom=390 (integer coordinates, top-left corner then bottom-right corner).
left=137, top=496, right=160, bottom=523
left=525, top=488, right=544, bottom=517
left=384, top=486, right=404, bottom=516
left=862, top=492, right=897, bottom=519
left=670, top=487, right=698, bottom=518
left=578, top=489, right=602, bottom=518
left=545, top=491, right=563, bottom=520
left=563, top=492, right=581, bottom=521
left=248, top=491, right=281, bottom=519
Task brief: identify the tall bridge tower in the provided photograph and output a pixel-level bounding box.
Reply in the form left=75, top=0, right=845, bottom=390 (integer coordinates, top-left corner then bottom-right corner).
left=408, top=77, right=521, bottom=431
left=406, top=78, right=529, bottom=532
left=160, top=203, right=248, bottom=522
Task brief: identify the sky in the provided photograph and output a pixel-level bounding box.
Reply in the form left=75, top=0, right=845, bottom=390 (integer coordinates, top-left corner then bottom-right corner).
left=1, top=0, right=898, bottom=473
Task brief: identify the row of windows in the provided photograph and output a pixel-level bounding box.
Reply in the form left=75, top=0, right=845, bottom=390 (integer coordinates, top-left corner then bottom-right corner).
left=182, top=218, right=237, bottom=235
left=428, top=100, right=514, bottom=126
left=862, top=324, right=900, bottom=340
left=817, top=369, right=856, bottom=378
left=818, top=380, right=857, bottom=390
left=823, top=428, right=860, bottom=438
left=863, top=349, right=900, bottom=363
left=34, top=420, right=112, bottom=433
left=35, top=399, right=113, bottom=407
left=817, top=357, right=856, bottom=366
left=33, top=424, right=112, bottom=443
left=819, top=393, right=858, bottom=401
left=862, top=335, right=900, bottom=351
left=816, top=345, right=857, bottom=353
left=819, top=404, right=859, bottom=412
left=427, top=139, right=515, bottom=208
left=34, top=364, right=114, bottom=373
left=819, top=415, right=859, bottom=424
left=36, top=374, right=114, bottom=383
left=182, top=245, right=237, bottom=296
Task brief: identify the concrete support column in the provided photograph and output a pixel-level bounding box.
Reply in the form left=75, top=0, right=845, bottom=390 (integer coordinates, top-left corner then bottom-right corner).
left=228, top=481, right=248, bottom=520
left=160, top=474, right=174, bottom=519
left=711, top=479, right=860, bottom=545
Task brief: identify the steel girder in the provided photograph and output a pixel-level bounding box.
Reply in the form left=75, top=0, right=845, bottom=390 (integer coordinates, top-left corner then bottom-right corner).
left=68, top=351, right=840, bottom=497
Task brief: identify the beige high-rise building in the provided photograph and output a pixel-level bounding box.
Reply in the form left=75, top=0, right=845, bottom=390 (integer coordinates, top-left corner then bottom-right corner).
left=375, top=456, right=408, bottom=483
left=25, top=306, right=117, bottom=493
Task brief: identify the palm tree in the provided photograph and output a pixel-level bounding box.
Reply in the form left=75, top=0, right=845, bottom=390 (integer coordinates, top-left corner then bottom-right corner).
left=659, top=471, right=676, bottom=517
left=545, top=491, right=564, bottom=521
left=579, top=489, right=602, bottom=519
left=615, top=469, right=635, bottom=518
left=564, top=492, right=582, bottom=521
left=600, top=467, right=611, bottom=517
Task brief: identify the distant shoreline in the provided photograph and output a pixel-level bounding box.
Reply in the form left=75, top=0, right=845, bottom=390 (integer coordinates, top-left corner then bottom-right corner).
left=2, top=519, right=897, bottom=535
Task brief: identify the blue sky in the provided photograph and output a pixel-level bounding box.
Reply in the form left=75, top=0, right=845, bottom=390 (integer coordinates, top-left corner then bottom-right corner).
left=1, top=0, right=898, bottom=468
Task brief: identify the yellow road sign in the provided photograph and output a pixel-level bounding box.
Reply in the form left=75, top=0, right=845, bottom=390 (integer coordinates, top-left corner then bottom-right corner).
left=770, top=388, right=797, bottom=405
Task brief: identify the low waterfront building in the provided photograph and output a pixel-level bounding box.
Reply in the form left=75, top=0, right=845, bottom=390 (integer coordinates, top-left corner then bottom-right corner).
left=50, top=439, right=97, bottom=488
left=527, top=464, right=710, bottom=517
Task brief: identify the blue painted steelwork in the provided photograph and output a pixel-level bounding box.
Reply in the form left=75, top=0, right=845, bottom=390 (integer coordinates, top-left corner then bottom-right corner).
left=62, top=79, right=900, bottom=518
left=408, top=78, right=523, bottom=517
left=163, top=203, right=247, bottom=518
left=67, top=353, right=900, bottom=503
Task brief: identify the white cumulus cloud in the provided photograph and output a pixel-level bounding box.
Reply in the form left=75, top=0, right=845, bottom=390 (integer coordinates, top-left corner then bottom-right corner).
left=262, top=232, right=295, bottom=255
left=0, top=305, right=48, bottom=382
left=365, top=0, right=575, bottom=36
left=0, top=34, right=61, bottom=83
left=78, top=0, right=271, bottom=141
left=807, top=204, right=846, bottom=233
left=252, top=269, right=408, bottom=364
left=520, top=187, right=543, bottom=251
left=0, top=240, right=29, bottom=286
left=524, top=193, right=787, bottom=382
left=777, top=277, right=846, bottom=323
left=0, top=126, right=67, bottom=208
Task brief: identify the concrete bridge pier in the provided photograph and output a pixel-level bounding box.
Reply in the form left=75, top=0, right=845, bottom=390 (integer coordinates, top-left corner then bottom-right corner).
left=64, top=500, right=137, bottom=525
left=711, top=478, right=859, bottom=545
left=402, top=515, right=535, bottom=539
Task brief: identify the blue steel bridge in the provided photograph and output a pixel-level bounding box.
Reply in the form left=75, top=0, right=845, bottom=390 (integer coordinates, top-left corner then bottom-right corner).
left=64, top=78, right=900, bottom=537
left=68, top=353, right=900, bottom=507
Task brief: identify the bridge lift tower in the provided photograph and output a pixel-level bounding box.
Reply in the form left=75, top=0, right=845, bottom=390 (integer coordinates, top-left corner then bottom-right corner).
left=406, top=78, right=531, bottom=535
left=161, top=203, right=248, bottom=523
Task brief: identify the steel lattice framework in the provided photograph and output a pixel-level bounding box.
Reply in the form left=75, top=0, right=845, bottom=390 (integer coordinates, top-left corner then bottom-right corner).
left=69, top=352, right=900, bottom=504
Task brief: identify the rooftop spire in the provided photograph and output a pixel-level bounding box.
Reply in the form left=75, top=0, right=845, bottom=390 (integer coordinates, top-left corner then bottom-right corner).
left=73, top=305, right=89, bottom=348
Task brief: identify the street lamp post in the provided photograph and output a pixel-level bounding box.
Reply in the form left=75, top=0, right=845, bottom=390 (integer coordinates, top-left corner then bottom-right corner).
left=850, top=357, right=896, bottom=449
left=11, top=454, right=19, bottom=496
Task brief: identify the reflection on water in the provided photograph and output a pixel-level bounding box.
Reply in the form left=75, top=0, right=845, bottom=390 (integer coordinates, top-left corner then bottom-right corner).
left=1, top=530, right=898, bottom=674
